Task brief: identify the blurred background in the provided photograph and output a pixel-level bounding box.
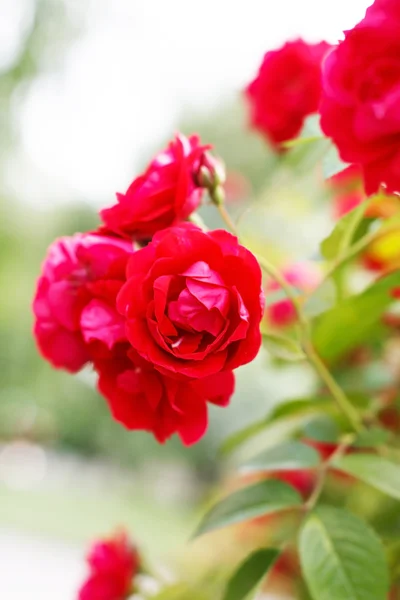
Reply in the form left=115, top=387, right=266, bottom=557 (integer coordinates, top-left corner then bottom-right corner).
left=0, top=0, right=372, bottom=597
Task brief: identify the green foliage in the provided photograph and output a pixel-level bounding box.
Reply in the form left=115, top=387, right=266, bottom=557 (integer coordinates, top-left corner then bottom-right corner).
left=299, top=507, right=389, bottom=600
left=239, top=441, right=320, bottom=473
left=333, top=454, right=400, bottom=500
left=320, top=201, right=367, bottom=261
left=220, top=396, right=332, bottom=456
left=313, top=271, right=400, bottom=363
left=262, top=332, right=306, bottom=361
left=353, top=428, right=390, bottom=448
left=222, top=548, right=279, bottom=600
left=194, top=480, right=302, bottom=538
left=302, top=414, right=341, bottom=443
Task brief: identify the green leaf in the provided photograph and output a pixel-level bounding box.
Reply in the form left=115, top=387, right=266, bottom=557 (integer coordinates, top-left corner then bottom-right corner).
left=302, top=414, right=341, bottom=443
left=313, top=271, right=400, bottom=363
left=320, top=201, right=367, bottom=261
left=337, top=361, right=396, bottom=394
left=333, top=453, right=400, bottom=499
left=323, top=143, right=350, bottom=179
left=193, top=480, right=302, bottom=538
left=263, top=332, right=306, bottom=362
left=353, top=428, right=390, bottom=448
left=220, top=397, right=332, bottom=456
left=219, top=418, right=273, bottom=457
left=299, top=506, right=389, bottom=600
left=240, top=441, right=320, bottom=474
left=269, top=397, right=330, bottom=421
left=223, top=548, right=279, bottom=600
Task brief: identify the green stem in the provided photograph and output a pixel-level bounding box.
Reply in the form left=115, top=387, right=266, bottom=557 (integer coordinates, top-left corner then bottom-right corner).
left=337, top=199, right=368, bottom=261
left=304, top=344, right=362, bottom=432
left=256, top=255, right=362, bottom=432
left=217, top=204, right=239, bottom=237
left=304, top=435, right=354, bottom=511
left=217, top=206, right=364, bottom=433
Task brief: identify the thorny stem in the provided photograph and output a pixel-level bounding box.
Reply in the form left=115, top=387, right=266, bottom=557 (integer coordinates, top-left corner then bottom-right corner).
left=217, top=206, right=364, bottom=433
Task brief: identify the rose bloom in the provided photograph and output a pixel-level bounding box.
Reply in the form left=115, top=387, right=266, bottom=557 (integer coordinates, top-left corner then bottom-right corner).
left=33, top=233, right=132, bottom=372
left=100, top=134, right=208, bottom=240
left=117, top=224, right=264, bottom=380
left=320, top=0, right=400, bottom=194
left=245, top=39, right=331, bottom=148
left=266, top=263, right=321, bottom=328
left=96, top=349, right=234, bottom=445
left=78, top=531, right=139, bottom=600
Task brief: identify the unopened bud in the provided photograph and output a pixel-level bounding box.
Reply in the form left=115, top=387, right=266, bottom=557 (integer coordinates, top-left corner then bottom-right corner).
left=211, top=184, right=225, bottom=206
left=195, top=152, right=226, bottom=190
left=197, top=165, right=214, bottom=189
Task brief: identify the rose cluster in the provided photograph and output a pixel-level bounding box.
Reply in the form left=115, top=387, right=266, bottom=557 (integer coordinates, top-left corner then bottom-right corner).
left=320, top=0, right=400, bottom=194
left=33, top=134, right=263, bottom=445
left=245, top=0, right=400, bottom=196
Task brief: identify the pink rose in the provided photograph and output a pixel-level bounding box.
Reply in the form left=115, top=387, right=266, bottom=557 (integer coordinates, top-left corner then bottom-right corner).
left=33, top=234, right=132, bottom=372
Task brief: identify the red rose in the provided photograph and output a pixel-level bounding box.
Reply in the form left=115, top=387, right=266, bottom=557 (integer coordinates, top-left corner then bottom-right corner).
left=266, top=263, right=321, bottom=328
left=245, top=39, right=331, bottom=148
left=100, top=134, right=208, bottom=240
left=117, top=224, right=264, bottom=379
left=79, top=574, right=130, bottom=600
left=33, top=234, right=132, bottom=372
left=78, top=531, right=139, bottom=600
left=320, top=0, right=400, bottom=194
left=96, top=350, right=234, bottom=445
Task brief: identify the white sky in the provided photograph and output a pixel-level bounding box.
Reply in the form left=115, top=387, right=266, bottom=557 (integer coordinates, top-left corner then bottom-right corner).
left=2, top=0, right=371, bottom=206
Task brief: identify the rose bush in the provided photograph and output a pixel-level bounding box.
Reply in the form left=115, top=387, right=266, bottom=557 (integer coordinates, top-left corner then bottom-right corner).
left=116, top=224, right=264, bottom=380
left=31, top=2, right=400, bottom=598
